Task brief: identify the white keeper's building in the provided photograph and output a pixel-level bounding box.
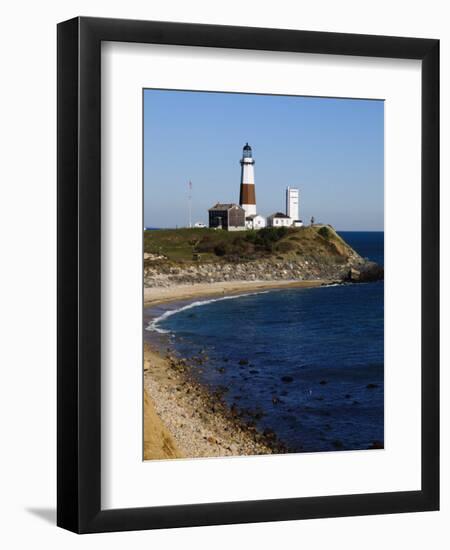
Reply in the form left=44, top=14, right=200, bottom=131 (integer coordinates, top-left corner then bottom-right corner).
left=267, top=212, right=292, bottom=227
left=245, top=214, right=267, bottom=230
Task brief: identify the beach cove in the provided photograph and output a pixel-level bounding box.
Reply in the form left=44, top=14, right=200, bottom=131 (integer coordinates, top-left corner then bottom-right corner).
left=143, top=278, right=331, bottom=460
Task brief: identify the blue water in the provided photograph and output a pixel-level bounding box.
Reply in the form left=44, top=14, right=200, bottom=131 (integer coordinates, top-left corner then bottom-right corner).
left=339, top=231, right=384, bottom=266
left=148, top=232, right=384, bottom=453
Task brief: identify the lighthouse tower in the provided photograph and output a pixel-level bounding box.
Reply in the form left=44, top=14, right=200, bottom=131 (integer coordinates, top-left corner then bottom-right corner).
left=239, top=143, right=257, bottom=217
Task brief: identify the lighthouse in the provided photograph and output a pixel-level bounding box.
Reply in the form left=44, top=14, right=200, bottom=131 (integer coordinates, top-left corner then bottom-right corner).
left=239, top=143, right=257, bottom=217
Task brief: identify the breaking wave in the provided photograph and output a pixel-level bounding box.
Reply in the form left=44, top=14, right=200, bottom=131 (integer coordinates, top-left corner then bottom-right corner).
left=146, top=291, right=270, bottom=334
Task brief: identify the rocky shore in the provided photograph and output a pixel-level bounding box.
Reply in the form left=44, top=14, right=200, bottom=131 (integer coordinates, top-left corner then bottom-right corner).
left=144, top=255, right=382, bottom=289
left=144, top=342, right=285, bottom=460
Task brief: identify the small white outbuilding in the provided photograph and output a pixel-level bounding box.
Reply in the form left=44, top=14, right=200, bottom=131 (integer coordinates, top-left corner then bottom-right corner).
left=245, top=214, right=266, bottom=230
left=267, top=212, right=292, bottom=228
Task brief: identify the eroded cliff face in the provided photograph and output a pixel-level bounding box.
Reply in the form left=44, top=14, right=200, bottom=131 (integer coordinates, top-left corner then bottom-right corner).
left=144, top=257, right=382, bottom=288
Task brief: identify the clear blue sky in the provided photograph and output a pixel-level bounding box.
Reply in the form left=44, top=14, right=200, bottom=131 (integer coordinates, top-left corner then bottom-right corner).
left=144, top=89, right=384, bottom=231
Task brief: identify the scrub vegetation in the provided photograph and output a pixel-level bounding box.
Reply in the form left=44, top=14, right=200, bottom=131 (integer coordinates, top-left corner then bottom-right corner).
left=144, top=224, right=357, bottom=264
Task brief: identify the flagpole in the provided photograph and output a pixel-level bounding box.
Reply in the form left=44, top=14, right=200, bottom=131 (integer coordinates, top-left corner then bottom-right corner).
left=188, top=180, right=192, bottom=228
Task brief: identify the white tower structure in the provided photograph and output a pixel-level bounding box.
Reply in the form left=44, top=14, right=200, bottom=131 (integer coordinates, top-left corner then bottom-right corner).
left=239, top=143, right=257, bottom=217
left=286, top=186, right=299, bottom=222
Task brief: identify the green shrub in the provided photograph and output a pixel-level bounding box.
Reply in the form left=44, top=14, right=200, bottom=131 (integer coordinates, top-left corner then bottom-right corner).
left=244, top=230, right=258, bottom=244
left=318, top=226, right=332, bottom=239
left=214, top=243, right=229, bottom=256
left=245, top=226, right=289, bottom=252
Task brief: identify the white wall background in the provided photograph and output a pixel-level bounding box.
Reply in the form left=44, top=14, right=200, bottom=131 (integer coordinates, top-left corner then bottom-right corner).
left=0, top=0, right=448, bottom=547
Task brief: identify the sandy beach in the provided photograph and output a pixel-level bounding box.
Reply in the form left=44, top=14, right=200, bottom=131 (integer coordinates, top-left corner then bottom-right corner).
left=144, top=278, right=331, bottom=307
left=143, top=278, right=333, bottom=460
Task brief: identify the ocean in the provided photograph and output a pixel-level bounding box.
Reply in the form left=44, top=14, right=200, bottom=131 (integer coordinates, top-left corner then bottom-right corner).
left=146, top=231, right=384, bottom=453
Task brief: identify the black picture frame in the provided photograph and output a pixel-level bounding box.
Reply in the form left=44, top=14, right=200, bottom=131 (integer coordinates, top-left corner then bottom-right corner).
left=57, top=16, right=439, bottom=533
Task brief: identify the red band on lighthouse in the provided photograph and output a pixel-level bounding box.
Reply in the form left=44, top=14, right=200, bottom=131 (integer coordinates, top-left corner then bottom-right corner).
left=239, top=184, right=256, bottom=206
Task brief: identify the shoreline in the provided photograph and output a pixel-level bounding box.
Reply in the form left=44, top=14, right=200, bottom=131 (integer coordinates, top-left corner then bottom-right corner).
left=142, top=278, right=384, bottom=458
left=144, top=278, right=333, bottom=308
left=143, top=342, right=283, bottom=460
left=143, top=279, right=334, bottom=460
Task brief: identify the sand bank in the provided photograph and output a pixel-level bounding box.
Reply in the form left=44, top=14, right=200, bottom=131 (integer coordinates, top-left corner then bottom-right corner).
left=143, top=390, right=181, bottom=460
left=144, top=278, right=332, bottom=307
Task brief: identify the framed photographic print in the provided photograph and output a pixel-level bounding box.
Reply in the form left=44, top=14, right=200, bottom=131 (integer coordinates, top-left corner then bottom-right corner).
left=57, top=17, right=439, bottom=533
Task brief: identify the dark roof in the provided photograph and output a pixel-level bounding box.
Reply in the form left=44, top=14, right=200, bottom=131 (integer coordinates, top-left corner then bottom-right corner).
left=209, top=203, right=243, bottom=211
left=270, top=212, right=291, bottom=219
left=243, top=142, right=252, bottom=151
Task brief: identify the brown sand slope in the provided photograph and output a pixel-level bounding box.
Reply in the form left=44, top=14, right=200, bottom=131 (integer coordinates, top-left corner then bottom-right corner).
left=143, top=390, right=182, bottom=460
